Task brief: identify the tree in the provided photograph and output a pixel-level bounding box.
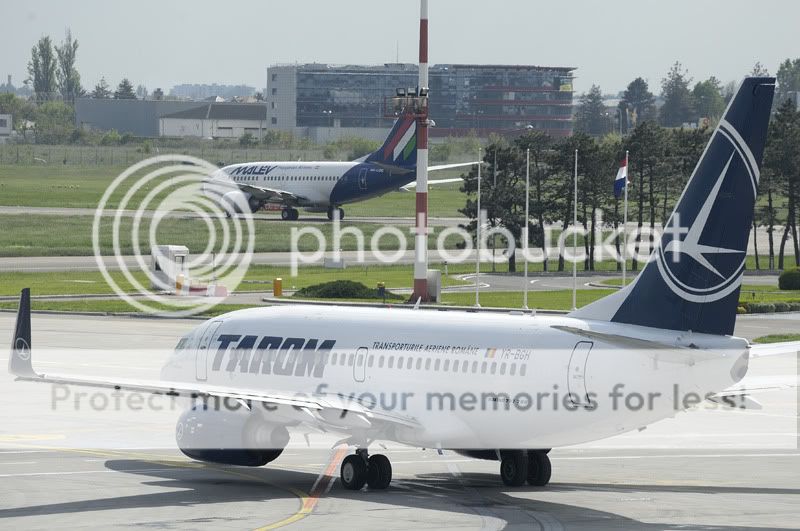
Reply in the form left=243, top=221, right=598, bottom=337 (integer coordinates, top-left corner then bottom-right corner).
left=574, top=85, right=612, bottom=136
left=751, top=62, right=770, bottom=77
left=659, top=62, right=694, bottom=127
left=136, top=84, right=148, bottom=99
left=764, top=99, right=800, bottom=268
left=152, top=87, right=164, bottom=101
left=55, top=29, right=81, bottom=103
left=621, top=77, right=656, bottom=125
left=114, top=78, right=136, bottom=99
left=33, top=101, right=75, bottom=144
left=459, top=140, right=528, bottom=272
left=91, top=77, right=111, bottom=99
left=775, top=58, right=800, bottom=106
left=27, top=36, right=57, bottom=101
left=0, top=93, right=36, bottom=131
left=692, top=77, right=726, bottom=122
left=514, top=131, right=552, bottom=270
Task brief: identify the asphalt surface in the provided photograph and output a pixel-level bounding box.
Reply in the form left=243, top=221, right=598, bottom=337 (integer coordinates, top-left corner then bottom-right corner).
left=0, top=312, right=798, bottom=530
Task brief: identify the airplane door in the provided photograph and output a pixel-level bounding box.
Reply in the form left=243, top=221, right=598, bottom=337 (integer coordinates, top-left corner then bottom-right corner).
left=353, top=347, right=367, bottom=382
left=358, top=168, right=368, bottom=191
left=195, top=321, right=222, bottom=381
left=567, top=341, right=593, bottom=408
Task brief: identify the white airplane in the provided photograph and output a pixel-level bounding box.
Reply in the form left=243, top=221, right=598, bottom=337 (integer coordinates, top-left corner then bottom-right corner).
left=204, top=114, right=471, bottom=221
left=9, top=78, right=794, bottom=491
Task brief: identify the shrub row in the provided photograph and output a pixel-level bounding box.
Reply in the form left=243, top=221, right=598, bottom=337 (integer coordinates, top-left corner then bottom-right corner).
left=739, top=301, right=800, bottom=314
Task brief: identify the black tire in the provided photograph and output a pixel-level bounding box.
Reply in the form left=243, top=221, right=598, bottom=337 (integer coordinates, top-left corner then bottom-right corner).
left=367, top=454, right=392, bottom=490
left=527, top=451, right=552, bottom=487
left=500, top=450, right=528, bottom=487
left=290, top=208, right=299, bottom=221
left=338, top=208, right=345, bottom=221
left=281, top=209, right=291, bottom=221
left=340, top=454, right=368, bottom=490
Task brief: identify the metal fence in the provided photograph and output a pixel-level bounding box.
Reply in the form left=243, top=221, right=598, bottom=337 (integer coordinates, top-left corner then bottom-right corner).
left=0, top=145, right=328, bottom=166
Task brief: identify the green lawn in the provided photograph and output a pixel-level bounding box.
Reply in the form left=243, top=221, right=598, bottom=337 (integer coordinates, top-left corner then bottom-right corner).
left=751, top=333, right=800, bottom=344
left=0, top=299, right=254, bottom=317
left=0, top=264, right=477, bottom=297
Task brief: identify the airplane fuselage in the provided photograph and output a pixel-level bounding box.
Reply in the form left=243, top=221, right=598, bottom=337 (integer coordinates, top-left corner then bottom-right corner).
left=219, top=161, right=417, bottom=209
left=162, top=305, right=749, bottom=450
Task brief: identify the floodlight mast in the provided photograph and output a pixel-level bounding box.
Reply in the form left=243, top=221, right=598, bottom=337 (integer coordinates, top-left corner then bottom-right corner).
left=411, top=0, right=430, bottom=302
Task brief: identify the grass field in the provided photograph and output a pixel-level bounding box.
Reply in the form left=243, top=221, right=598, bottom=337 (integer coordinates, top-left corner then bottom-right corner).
left=0, top=299, right=253, bottom=317
left=0, top=263, right=484, bottom=297
left=751, top=333, right=800, bottom=344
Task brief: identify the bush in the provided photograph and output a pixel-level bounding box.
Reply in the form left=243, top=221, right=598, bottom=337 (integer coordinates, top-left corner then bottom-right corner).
left=736, top=305, right=747, bottom=314
left=747, top=302, right=775, bottom=314
left=294, top=280, right=404, bottom=300
left=779, top=268, right=800, bottom=290
left=789, top=302, right=800, bottom=312
left=100, top=129, right=122, bottom=146
left=773, top=301, right=790, bottom=312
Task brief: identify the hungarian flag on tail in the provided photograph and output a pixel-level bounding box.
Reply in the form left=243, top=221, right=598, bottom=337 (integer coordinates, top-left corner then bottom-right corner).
left=613, top=158, right=629, bottom=199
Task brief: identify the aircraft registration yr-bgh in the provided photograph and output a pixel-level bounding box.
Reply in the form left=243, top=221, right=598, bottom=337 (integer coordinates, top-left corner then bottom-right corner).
left=203, top=113, right=473, bottom=221
left=9, top=78, right=797, bottom=490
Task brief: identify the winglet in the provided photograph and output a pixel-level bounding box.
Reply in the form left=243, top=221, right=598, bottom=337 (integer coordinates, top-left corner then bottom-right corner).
left=9, top=288, right=38, bottom=378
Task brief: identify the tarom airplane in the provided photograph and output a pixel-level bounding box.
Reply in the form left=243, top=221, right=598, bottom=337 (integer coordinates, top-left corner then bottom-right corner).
left=9, top=78, right=797, bottom=490
left=204, top=114, right=473, bottom=221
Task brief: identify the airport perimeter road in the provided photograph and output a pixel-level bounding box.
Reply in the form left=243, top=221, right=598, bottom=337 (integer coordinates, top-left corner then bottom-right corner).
left=0, top=206, right=466, bottom=227
left=0, top=312, right=798, bottom=530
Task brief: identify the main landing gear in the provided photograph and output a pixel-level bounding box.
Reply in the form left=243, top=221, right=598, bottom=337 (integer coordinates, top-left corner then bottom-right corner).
left=340, top=449, right=392, bottom=490
left=326, top=206, right=345, bottom=221
left=281, top=207, right=299, bottom=221
left=499, top=450, right=551, bottom=487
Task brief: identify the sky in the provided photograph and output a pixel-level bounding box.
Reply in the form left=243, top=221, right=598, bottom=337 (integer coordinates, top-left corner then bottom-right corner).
left=2, top=0, right=796, bottom=96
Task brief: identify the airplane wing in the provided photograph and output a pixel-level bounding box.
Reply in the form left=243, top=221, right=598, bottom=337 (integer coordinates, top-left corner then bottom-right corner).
left=236, top=183, right=305, bottom=205
left=400, top=177, right=463, bottom=191
left=428, top=162, right=481, bottom=172
left=7, top=289, right=420, bottom=435
left=399, top=161, right=480, bottom=190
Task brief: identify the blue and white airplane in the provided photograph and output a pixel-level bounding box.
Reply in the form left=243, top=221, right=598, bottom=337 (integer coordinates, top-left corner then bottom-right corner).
left=10, top=78, right=796, bottom=491
left=205, top=115, right=472, bottom=221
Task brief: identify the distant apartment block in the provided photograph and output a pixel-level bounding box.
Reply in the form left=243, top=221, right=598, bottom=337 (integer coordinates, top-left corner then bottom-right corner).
left=266, top=63, right=575, bottom=140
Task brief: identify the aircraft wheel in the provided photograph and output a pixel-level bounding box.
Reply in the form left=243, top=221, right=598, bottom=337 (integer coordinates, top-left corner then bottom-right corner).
left=281, top=208, right=291, bottom=221
left=526, top=451, right=552, bottom=486
left=340, top=454, right=368, bottom=490
left=290, top=208, right=299, bottom=221
left=500, top=450, right=528, bottom=487
left=367, top=454, right=392, bottom=490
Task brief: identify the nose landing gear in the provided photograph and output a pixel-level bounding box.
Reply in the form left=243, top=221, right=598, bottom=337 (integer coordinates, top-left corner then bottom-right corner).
left=281, top=208, right=299, bottom=221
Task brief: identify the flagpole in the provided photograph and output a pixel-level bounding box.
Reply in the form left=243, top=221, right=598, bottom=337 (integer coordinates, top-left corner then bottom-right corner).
left=622, top=150, right=629, bottom=286
left=523, top=148, right=530, bottom=310
left=572, top=149, right=578, bottom=311
left=475, top=148, right=481, bottom=308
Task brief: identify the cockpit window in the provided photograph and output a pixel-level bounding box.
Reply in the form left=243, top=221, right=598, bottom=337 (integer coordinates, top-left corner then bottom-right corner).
left=175, top=337, right=189, bottom=351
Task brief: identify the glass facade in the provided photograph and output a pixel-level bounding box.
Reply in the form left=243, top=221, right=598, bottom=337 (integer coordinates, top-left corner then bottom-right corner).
left=268, top=63, right=575, bottom=137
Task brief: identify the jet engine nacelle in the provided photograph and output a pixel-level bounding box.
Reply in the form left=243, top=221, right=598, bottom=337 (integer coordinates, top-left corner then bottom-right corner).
left=221, top=190, right=262, bottom=214
left=175, top=404, right=289, bottom=466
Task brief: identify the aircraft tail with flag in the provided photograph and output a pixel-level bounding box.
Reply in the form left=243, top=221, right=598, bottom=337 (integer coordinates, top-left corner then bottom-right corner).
left=363, top=114, right=418, bottom=170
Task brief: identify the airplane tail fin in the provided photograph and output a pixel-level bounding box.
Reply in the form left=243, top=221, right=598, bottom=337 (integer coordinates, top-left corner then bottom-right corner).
left=571, top=77, right=776, bottom=336
left=9, top=288, right=37, bottom=378
left=362, top=114, right=418, bottom=169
